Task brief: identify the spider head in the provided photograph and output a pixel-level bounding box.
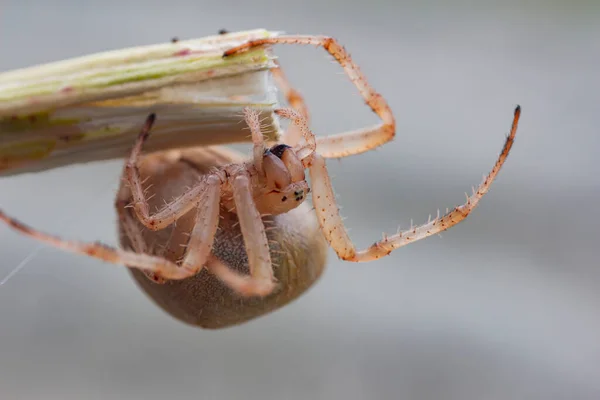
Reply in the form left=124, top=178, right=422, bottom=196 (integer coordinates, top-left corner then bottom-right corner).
left=259, top=144, right=310, bottom=215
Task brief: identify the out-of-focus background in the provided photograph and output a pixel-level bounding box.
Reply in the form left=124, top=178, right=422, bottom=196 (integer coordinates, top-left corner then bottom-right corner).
left=0, top=0, right=599, bottom=399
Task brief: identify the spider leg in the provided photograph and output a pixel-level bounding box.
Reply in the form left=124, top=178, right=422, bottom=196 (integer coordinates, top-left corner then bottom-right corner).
left=0, top=209, right=196, bottom=280
left=271, top=61, right=310, bottom=121
left=0, top=168, right=275, bottom=296
left=119, top=163, right=225, bottom=285
left=116, top=189, right=168, bottom=283
left=243, top=107, right=266, bottom=175
left=270, top=60, right=310, bottom=146
left=180, top=174, right=221, bottom=275
left=116, top=196, right=148, bottom=255
left=217, top=173, right=277, bottom=297
left=224, top=35, right=395, bottom=158
left=124, top=114, right=210, bottom=231
left=204, top=255, right=274, bottom=298
left=308, top=106, right=521, bottom=262
left=273, top=108, right=316, bottom=165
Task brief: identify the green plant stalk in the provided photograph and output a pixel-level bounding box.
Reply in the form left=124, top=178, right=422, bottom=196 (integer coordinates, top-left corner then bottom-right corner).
left=0, top=29, right=282, bottom=176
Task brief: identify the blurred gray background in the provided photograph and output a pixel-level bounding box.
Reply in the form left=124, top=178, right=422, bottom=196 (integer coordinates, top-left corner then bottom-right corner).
left=1, top=0, right=599, bottom=399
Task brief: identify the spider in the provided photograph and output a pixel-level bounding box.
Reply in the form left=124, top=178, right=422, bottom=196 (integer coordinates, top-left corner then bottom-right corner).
left=0, top=35, right=520, bottom=328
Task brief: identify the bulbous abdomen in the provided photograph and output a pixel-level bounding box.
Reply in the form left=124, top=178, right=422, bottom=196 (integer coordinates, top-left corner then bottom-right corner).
left=117, top=146, right=328, bottom=329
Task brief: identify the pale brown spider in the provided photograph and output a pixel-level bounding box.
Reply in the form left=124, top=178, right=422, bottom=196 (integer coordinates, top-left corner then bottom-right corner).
left=0, top=35, right=521, bottom=302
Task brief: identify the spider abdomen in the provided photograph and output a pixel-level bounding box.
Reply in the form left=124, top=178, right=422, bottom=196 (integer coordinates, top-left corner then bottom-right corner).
left=118, top=146, right=328, bottom=329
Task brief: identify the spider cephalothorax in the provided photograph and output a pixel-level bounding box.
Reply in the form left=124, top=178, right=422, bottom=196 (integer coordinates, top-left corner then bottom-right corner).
left=252, top=143, right=310, bottom=215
